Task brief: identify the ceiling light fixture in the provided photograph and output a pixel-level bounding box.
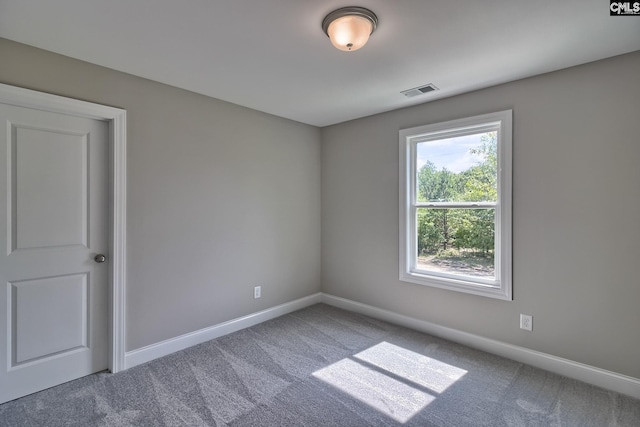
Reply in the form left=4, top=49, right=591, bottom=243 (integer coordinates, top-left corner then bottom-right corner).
left=322, top=7, right=378, bottom=52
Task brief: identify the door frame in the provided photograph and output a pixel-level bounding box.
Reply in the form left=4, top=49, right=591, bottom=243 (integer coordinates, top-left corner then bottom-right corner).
left=0, top=83, right=127, bottom=373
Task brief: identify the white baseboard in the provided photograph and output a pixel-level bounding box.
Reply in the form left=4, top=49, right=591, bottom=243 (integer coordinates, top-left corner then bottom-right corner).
left=320, top=293, right=640, bottom=400
left=123, top=291, right=640, bottom=400
left=125, top=293, right=322, bottom=369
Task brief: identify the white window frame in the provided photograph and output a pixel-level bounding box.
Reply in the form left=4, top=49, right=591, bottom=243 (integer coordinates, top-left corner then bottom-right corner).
left=399, top=110, right=512, bottom=300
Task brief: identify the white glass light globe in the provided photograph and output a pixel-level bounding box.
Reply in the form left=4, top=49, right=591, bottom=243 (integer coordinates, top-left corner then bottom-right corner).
left=327, top=15, right=373, bottom=51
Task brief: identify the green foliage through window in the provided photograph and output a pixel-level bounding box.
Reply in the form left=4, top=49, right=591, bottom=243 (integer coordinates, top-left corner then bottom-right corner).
left=415, top=133, right=497, bottom=272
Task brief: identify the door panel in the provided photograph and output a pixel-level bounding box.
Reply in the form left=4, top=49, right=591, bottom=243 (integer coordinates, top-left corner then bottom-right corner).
left=13, top=125, right=89, bottom=250
left=11, top=273, right=88, bottom=365
left=0, top=103, right=108, bottom=403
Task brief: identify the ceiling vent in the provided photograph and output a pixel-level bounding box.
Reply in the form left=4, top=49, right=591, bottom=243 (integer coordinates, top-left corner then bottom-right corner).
left=401, top=84, right=439, bottom=98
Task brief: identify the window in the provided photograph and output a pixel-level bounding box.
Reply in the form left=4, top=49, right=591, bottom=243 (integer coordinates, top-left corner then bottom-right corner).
left=399, top=110, right=512, bottom=299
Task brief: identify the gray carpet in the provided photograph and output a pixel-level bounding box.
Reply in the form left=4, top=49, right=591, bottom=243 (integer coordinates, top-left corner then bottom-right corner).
left=1, top=304, right=639, bottom=426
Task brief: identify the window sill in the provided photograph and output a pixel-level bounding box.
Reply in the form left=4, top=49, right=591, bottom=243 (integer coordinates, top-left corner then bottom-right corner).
left=400, top=270, right=512, bottom=300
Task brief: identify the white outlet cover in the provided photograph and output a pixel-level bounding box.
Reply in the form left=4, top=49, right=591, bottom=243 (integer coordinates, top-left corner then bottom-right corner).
left=520, top=314, right=533, bottom=331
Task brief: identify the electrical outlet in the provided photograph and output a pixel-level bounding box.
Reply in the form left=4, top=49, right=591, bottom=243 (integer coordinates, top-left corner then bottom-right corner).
left=254, top=286, right=261, bottom=299
left=520, top=314, right=533, bottom=331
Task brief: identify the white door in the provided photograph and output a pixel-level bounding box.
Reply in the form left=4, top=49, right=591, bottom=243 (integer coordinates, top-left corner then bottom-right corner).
left=0, top=102, right=109, bottom=404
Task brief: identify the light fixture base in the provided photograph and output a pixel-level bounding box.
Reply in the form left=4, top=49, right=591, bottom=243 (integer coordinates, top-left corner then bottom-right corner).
left=322, top=7, right=378, bottom=37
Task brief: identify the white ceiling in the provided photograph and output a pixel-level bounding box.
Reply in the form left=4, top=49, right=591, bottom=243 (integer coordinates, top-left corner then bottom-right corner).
left=1, top=0, right=638, bottom=127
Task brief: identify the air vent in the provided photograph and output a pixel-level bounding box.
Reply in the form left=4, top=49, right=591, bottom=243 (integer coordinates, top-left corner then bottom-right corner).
left=401, top=84, right=439, bottom=98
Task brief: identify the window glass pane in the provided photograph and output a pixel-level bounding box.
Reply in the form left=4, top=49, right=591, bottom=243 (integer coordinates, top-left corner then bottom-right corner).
left=416, top=208, right=495, bottom=279
left=416, top=131, right=497, bottom=203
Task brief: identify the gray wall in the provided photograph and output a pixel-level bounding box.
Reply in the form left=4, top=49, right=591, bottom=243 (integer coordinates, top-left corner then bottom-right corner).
left=0, top=38, right=322, bottom=351
left=322, top=52, right=640, bottom=378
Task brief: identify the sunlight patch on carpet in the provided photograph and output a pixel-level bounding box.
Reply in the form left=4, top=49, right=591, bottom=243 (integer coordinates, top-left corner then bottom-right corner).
left=355, top=341, right=467, bottom=394
left=313, top=341, right=467, bottom=423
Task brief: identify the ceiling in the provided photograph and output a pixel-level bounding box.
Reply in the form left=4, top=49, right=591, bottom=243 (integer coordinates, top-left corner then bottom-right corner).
left=0, top=1, right=638, bottom=127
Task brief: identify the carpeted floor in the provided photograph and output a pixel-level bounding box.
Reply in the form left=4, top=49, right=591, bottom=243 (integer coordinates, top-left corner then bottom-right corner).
left=1, top=303, right=639, bottom=426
